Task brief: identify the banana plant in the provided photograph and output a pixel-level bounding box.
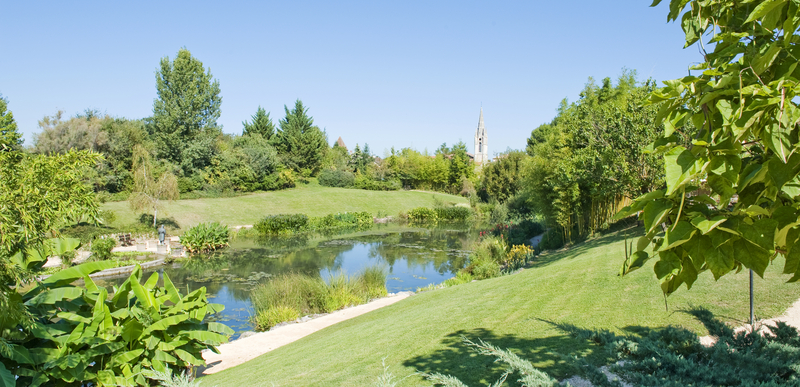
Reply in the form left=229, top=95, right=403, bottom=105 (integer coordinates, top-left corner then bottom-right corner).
left=1, top=262, right=233, bottom=386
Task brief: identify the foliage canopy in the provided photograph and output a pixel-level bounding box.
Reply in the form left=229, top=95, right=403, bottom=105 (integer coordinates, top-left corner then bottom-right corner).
left=618, top=0, right=800, bottom=294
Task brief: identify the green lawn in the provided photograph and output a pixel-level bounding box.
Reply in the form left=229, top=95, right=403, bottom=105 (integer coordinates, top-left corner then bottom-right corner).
left=200, top=227, right=800, bottom=386
left=101, top=184, right=467, bottom=231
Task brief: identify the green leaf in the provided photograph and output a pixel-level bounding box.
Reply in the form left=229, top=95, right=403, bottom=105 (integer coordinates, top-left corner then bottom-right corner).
left=162, top=272, right=181, bottom=304
left=174, top=348, right=205, bottom=366
left=25, top=287, right=83, bottom=306
left=207, top=322, right=235, bottom=336
left=141, top=314, right=189, bottom=336
left=655, top=250, right=682, bottom=280
left=0, top=361, right=15, bottom=387
left=663, top=221, right=696, bottom=250
left=665, top=147, right=699, bottom=194
left=643, top=199, right=673, bottom=234
left=143, top=272, right=159, bottom=290
left=691, top=215, right=727, bottom=235
left=121, top=319, right=144, bottom=343
left=621, top=251, right=650, bottom=276
left=178, top=330, right=230, bottom=345
left=746, top=0, right=786, bottom=23
left=153, top=350, right=177, bottom=364
left=113, top=349, right=144, bottom=366
left=681, top=256, right=699, bottom=290
left=740, top=218, right=778, bottom=251
left=706, top=244, right=736, bottom=280
left=733, top=239, right=771, bottom=278
left=43, top=261, right=116, bottom=287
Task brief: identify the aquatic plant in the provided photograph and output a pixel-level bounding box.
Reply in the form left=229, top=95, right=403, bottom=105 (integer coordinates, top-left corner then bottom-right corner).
left=181, top=222, right=229, bottom=253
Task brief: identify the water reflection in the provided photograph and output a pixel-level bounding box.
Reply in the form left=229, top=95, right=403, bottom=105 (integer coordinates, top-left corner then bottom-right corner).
left=98, top=224, right=481, bottom=338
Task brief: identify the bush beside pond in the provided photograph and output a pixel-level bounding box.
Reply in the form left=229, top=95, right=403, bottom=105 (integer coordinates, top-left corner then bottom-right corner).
left=181, top=222, right=230, bottom=253
left=251, top=266, right=388, bottom=330
left=255, top=212, right=372, bottom=236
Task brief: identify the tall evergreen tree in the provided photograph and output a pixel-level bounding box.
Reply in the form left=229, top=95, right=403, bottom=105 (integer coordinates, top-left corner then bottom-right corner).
left=273, top=100, right=328, bottom=175
left=0, top=94, right=22, bottom=152
left=151, top=48, right=222, bottom=163
left=449, top=141, right=473, bottom=187
left=242, top=106, right=276, bottom=140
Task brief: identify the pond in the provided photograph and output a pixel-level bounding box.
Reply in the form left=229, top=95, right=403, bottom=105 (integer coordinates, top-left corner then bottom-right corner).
left=94, top=223, right=481, bottom=338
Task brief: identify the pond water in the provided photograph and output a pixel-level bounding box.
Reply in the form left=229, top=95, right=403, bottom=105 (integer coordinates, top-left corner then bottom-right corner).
left=94, top=223, right=481, bottom=338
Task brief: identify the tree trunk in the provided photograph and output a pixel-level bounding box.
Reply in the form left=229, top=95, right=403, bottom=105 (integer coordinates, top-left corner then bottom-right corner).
left=153, top=206, right=158, bottom=227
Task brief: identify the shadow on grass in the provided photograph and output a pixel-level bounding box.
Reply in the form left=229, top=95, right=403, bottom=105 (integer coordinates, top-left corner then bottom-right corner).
left=137, top=214, right=181, bottom=230
left=402, top=327, right=612, bottom=384
left=528, top=225, right=644, bottom=270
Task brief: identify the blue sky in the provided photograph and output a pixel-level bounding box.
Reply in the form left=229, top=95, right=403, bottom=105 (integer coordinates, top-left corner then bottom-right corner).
left=1, top=1, right=699, bottom=157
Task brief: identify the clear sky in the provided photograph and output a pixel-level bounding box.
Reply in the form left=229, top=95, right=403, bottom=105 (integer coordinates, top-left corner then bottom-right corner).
left=1, top=1, right=700, bottom=157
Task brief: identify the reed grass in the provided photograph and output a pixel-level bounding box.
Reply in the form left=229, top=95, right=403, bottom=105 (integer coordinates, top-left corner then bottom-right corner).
left=251, top=266, right=388, bottom=330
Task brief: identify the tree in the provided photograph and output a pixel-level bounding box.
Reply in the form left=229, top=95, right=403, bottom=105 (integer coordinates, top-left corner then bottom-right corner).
left=273, top=100, right=328, bottom=175
left=0, top=94, right=21, bottom=152
left=618, top=0, right=800, bottom=295
left=151, top=48, right=222, bottom=163
left=449, top=141, right=474, bottom=190
left=33, top=111, right=108, bottom=154
left=480, top=151, right=527, bottom=203
left=128, top=145, right=179, bottom=227
left=243, top=106, right=276, bottom=140
left=0, top=143, right=101, bottom=337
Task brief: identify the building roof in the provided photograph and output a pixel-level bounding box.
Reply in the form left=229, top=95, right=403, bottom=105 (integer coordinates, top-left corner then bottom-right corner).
left=335, top=137, right=347, bottom=150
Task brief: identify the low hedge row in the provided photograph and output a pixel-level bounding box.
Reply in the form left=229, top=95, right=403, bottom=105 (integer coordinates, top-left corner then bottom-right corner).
left=255, top=212, right=373, bottom=235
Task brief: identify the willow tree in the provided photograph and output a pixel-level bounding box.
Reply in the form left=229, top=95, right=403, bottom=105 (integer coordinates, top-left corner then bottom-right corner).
left=619, top=0, right=800, bottom=295
left=128, top=145, right=179, bottom=227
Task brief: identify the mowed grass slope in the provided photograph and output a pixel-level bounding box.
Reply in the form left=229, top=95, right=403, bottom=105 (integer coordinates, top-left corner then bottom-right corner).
left=101, top=184, right=467, bottom=229
left=201, top=227, right=799, bottom=386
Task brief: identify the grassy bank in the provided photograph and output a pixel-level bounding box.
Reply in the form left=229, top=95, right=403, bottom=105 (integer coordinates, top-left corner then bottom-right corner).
left=200, top=226, right=800, bottom=386
left=100, top=184, right=467, bottom=231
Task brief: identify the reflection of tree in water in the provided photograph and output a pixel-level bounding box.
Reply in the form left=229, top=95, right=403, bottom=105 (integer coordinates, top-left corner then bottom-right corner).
left=364, top=228, right=472, bottom=275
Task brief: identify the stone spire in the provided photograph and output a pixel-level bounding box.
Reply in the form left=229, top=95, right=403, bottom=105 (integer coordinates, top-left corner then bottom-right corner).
left=474, top=108, right=488, bottom=164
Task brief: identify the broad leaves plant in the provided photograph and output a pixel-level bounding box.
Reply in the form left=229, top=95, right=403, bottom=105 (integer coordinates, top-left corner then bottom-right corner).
left=618, top=0, right=800, bottom=294
left=0, top=262, right=232, bottom=387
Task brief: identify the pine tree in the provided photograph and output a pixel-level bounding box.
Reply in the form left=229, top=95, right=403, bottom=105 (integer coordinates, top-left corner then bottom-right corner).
left=242, top=106, right=276, bottom=140
left=273, top=100, right=328, bottom=175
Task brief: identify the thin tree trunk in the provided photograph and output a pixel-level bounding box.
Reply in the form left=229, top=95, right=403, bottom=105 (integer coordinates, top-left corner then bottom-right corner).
left=153, top=206, right=158, bottom=227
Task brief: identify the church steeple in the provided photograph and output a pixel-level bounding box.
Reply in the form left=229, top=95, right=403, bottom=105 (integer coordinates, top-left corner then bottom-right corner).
left=474, top=108, right=488, bottom=164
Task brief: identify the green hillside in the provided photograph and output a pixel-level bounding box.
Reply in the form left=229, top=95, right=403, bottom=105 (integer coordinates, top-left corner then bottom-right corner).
left=200, top=227, right=799, bottom=386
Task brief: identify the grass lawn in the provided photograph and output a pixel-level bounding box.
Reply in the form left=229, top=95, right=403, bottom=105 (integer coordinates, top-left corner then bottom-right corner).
left=101, top=184, right=467, bottom=231
left=200, top=227, right=800, bottom=386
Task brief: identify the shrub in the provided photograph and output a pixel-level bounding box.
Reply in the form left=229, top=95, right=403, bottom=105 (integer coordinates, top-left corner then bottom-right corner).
left=90, top=236, right=117, bottom=261
left=98, top=209, right=117, bottom=225
left=443, top=271, right=474, bottom=287
left=435, top=206, right=473, bottom=221
left=408, top=207, right=438, bottom=223
left=352, top=175, right=401, bottom=191
left=310, top=212, right=373, bottom=232
left=539, top=229, right=565, bottom=250
left=503, top=244, right=534, bottom=272
left=469, top=257, right=501, bottom=279
left=1, top=262, right=232, bottom=386
left=255, top=214, right=310, bottom=235
left=181, top=222, right=230, bottom=253
left=318, top=168, right=355, bottom=187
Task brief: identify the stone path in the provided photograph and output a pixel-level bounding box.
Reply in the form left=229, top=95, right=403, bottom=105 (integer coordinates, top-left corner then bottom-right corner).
left=200, top=292, right=412, bottom=375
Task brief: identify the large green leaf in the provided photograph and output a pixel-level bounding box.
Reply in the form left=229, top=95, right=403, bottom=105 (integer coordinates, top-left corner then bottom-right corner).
left=665, top=147, right=699, bottom=194
left=121, top=319, right=144, bottom=343
left=174, top=348, right=205, bottom=366
left=43, top=261, right=116, bottom=287
left=178, top=330, right=230, bottom=345
left=733, top=239, right=771, bottom=278
left=141, top=314, right=189, bottom=336
left=208, top=322, right=235, bottom=335
left=25, top=287, right=83, bottom=306
left=0, top=362, right=14, bottom=387
left=113, top=349, right=144, bottom=366
left=691, top=215, right=727, bottom=235
left=706, top=244, right=736, bottom=280
left=643, top=199, right=673, bottom=234
left=654, top=250, right=682, bottom=280
left=663, top=221, right=696, bottom=250
left=162, top=272, right=182, bottom=304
